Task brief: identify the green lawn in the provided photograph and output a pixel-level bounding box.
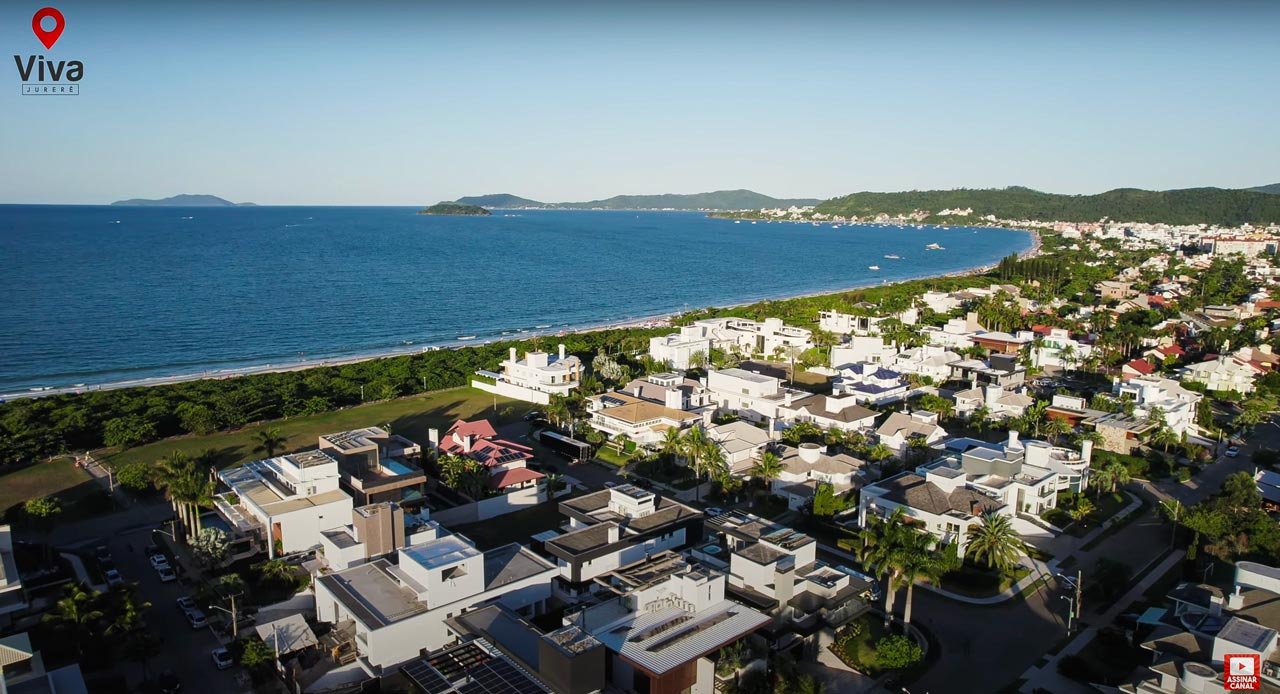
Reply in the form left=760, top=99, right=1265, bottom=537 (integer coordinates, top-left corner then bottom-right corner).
left=0, top=457, right=95, bottom=518
left=939, top=561, right=1030, bottom=598
left=93, top=386, right=534, bottom=470
left=836, top=615, right=891, bottom=674
left=594, top=447, right=633, bottom=468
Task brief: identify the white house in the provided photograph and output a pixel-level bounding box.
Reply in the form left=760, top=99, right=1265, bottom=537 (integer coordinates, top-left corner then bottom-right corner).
left=858, top=469, right=1008, bottom=553
left=474, top=344, right=582, bottom=405
left=776, top=393, right=879, bottom=433
left=707, top=420, right=772, bottom=473
left=705, top=368, right=807, bottom=425
left=585, top=391, right=703, bottom=448
left=620, top=373, right=713, bottom=413
left=1028, top=327, right=1094, bottom=370
left=832, top=362, right=911, bottom=405
left=818, top=307, right=918, bottom=336
left=692, top=317, right=813, bottom=357
left=954, top=385, right=1035, bottom=420
left=830, top=336, right=897, bottom=367
left=890, top=345, right=963, bottom=382
left=1115, top=376, right=1203, bottom=440
left=875, top=411, right=948, bottom=457
left=772, top=443, right=874, bottom=510
left=1180, top=355, right=1259, bottom=394
left=648, top=325, right=712, bottom=370
left=316, top=533, right=556, bottom=669
left=215, top=449, right=354, bottom=559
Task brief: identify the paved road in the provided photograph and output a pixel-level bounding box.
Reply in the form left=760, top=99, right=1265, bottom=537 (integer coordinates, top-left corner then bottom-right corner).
left=96, top=525, right=243, bottom=692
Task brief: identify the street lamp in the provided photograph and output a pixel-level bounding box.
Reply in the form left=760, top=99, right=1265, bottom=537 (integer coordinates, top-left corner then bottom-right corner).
left=1056, top=571, right=1083, bottom=633
left=1060, top=595, right=1077, bottom=634
left=207, top=593, right=240, bottom=638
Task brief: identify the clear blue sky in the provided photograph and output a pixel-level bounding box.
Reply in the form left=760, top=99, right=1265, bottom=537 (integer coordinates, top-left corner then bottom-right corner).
left=2, top=0, right=1276, bottom=205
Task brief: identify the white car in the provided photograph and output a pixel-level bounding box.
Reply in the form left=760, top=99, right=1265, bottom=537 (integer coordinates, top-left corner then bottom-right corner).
left=157, top=566, right=177, bottom=583
left=1226, top=445, right=1241, bottom=458
left=149, top=554, right=171, bottom=571
left=704, top=507, right=724, bottom=517
left=104, top=568, right=124, bottom=587
left=185, top=609, right=208, bottom=629
left=211, top=647, right=233, bottom=670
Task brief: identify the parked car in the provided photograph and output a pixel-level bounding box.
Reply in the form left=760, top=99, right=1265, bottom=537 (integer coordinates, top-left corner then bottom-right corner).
left=176, top=596, right=196, bottom=611
left=704, top=507, right=724, bottom=517
left=157, top=566, right=178, bottom=583
left=1226, top=445, right=1241, bottom=458
left=604, top=481, right=618, bottom=489
left=523, top=411, right=544, bottom=421
left=94, top=545, right=111, bottom=563
left=210, top=647, right=233, bottom=670
left=149, top=554, right=171, bottom=571
left=184, top=609, right=208, bottom=629
left=104, top=568, right=124, bottom=587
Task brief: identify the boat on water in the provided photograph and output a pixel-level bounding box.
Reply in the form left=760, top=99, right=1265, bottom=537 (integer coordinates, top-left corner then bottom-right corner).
left=868, top=265, right=880, bottom=271
left=750, top=221, right=757, bottom=225
left=925, top=243, right=944, bottom=250
left=457, top=335, right=477, bottom=341
left=536, top=324, right=550, bottom=329
left=734, top=220, right=740, bottom=224
left=884, top=254, right=901, bottom=260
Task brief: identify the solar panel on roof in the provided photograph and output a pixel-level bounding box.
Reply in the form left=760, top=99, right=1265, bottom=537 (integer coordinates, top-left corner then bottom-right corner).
left=402, top=660, right=454, bottom=694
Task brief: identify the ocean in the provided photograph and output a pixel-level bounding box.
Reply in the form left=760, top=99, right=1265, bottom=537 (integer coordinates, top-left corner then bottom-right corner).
left=0, top=206, right=1030, bottom=394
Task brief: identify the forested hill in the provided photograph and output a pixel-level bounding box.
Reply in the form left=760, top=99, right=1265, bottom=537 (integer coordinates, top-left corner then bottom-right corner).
left=815, top=187, right=1280, bottom=225
left=453, top=189, right=819, bottom=210
left=1251, top=183, right=1280, bottom=195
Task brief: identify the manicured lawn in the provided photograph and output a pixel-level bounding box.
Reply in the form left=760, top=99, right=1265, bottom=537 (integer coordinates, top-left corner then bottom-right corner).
left=93, top=386, right=534, bottom=470
left=0, top=457, right=94, bottom=517
left=837, top=615, right=891, bottom=674
left=594, top=447, right=633, bottom=468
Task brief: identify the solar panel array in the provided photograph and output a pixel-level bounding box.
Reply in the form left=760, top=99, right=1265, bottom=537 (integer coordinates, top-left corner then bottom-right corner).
left=403, top=652, right=548, bottom=694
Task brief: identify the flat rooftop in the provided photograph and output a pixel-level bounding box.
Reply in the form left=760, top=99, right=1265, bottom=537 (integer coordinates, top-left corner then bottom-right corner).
left=316, top=560, right=427, bottom=629
left=403, top=535, right=480, bottom=570
left=320, top=427, right=388, bottom=451
left=589, top=600, right=771, bottom=676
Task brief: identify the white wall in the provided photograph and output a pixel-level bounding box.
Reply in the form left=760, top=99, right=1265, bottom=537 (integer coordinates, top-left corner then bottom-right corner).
left=275, top=498, right=353, bottom=554
left=472, top=379, right=551, bottom=405
left=431, top=485, right=545, bottom=526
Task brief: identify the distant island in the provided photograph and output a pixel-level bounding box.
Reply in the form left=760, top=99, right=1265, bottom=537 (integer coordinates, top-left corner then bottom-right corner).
left=453, top=189, right=820, bottom=211
left=110, top=194, right=256, bottom=207
left=721, top=186, right=1280, bottom=226
left=417, top=202, right=491, bottom=216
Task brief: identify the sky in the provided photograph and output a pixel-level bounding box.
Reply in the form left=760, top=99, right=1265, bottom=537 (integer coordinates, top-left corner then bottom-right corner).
left=1, top=0, right=1277, bottom=205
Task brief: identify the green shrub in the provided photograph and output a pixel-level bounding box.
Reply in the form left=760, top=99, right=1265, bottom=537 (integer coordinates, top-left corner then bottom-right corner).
left=875, top=635, right=924, bottom=669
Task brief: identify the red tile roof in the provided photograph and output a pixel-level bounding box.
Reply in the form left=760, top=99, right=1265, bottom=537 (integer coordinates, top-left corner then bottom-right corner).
left=1124, top=359, right=1155, bottom=375
left=488, top=467, right=545, bottom=489
left=437, top=419, right=533, bottom=468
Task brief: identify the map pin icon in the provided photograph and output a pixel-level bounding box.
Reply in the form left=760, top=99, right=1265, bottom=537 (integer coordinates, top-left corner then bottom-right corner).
left=32, top=7, right=65, bottom=50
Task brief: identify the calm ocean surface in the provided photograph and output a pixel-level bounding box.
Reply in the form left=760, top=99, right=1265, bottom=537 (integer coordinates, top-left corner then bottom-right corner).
left=0, top=206, right=1030, bottom=393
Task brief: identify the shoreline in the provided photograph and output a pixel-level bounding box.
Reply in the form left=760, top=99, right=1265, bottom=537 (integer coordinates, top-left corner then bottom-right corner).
left=1, top=226, right=1038, bottom=401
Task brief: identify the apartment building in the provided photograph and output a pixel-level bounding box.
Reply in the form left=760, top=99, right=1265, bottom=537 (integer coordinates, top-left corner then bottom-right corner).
left=215, top=449, right=354, bottom=559
left=319, top=427, right=427, bottom=506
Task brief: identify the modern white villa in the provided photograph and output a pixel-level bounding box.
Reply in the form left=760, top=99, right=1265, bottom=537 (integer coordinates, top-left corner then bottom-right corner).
left=705, top=367, right=808, bottom=425
left=473, top=344, right=582, bottom=404
left=584, top=391, right=703, bottom=448
left=215, top=449, right=355, bottom=559
left=691, top=317, right=814, bottom=357
left=647, top=325, right=713, bottom=369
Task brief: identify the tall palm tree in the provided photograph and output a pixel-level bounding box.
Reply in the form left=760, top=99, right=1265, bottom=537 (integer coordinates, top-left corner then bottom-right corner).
left=254, top=426, right=287, bottom=459
left=749, top=451, right=783, bottom=492
left=659, top=427, right=684, bottom=462
left=155, top=451, right=195, bottom=537
left=861, top=510, right=913, bottom=628
left=1098, top=460, right=1130, bottom=495
left=895, top=530, right=943, bottom=628
left=965, top=512, right=1025, bottom=574
left=256, top=558, right=293, bottom=584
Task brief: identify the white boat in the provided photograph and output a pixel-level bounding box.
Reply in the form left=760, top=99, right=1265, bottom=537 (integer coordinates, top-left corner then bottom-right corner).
left=536, top=324, right=550, bottom=329
left=750, top=221, right=756, bottom=225
left=925, top=243, right=944, bottom=250
left=457, top=335, right=477, bottom=341
left=884, top=254, right=901, bottom=260
left=868, top=265, right=880, bottom=271
left=734, top=220, right=741, bottom=224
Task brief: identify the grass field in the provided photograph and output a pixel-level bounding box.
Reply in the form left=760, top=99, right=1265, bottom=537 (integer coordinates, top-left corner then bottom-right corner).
left=93, top=386, right=535, bottom=470
left=0, top=457, right=94, bottom=516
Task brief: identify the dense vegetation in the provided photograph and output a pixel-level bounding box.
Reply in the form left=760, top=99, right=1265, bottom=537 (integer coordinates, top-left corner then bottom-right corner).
left=0, top=328, right=665, bottom=465
left=816, top=186, right=1280, bottom=225
left=417, top=202, right=491, bottom=216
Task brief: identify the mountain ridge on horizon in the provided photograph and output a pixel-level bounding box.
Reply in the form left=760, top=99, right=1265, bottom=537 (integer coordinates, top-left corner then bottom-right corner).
left=454, top=189, right=820, bottom=211
left=110, top=194, right=256, bottom=207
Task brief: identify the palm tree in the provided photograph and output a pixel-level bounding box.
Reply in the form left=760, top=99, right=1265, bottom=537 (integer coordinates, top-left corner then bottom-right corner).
left=659, top=427, right=684, bottom=463
left=545, top=396, right=571, bottom=429
left=1043, top=417, right=1072, bottom=445
left=43, top=583, right=104, bottom=657
left=1059, top=343, right=1078, bottom=375
left=106, top=587, right=151, bottom=636
left=749, top=451, right=783, bottom=492
left=1095, top=460, right=1130, bottom=495
left=970, top=406, right=991, bottom=434
left=896, top=530, right=943, bottom=628
left=155, top=451, right=196, bottom=539
left=681, top=426, right=709, bottom=480
left=965, top=512, right=1025, bottom=574
left=253, top=426, right=288, bottom=459
left=256, top=558, right=293, bottom=584
left=1068, top=498, right=1095, bottom=524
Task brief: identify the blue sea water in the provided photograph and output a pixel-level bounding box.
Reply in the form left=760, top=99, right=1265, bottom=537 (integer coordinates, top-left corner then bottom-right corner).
left=0, top=206, right=1030, bottom=393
